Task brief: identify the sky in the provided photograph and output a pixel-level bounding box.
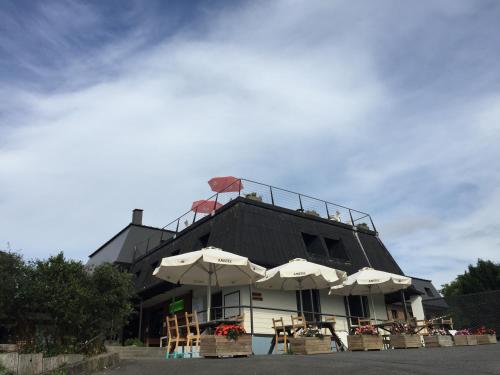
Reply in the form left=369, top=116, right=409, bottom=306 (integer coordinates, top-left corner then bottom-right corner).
left=1, top=0, right=500, bottom=288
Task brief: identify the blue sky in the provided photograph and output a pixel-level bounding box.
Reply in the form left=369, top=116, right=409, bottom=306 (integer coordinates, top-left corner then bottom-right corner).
left=1, top=0, right=500, bottom=287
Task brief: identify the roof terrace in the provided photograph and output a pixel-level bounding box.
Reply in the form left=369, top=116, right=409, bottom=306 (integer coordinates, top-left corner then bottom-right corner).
left=132, top=178, right=376, bottom=259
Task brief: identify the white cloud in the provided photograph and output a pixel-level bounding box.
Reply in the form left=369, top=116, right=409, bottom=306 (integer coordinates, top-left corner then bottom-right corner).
left=1, top=1, right=499, bottom=288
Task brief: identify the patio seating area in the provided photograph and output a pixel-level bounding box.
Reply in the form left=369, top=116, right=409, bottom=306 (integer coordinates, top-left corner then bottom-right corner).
left=141, top=244, right=496, bottom=360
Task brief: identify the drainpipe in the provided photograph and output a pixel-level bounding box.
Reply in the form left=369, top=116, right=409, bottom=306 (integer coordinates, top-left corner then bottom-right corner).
left=353, top=226, right=372, bottom=267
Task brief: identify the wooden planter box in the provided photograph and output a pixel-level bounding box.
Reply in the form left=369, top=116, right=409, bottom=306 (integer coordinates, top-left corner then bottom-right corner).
left=424, top=335, right=454, bottom=348
left=347, top=335, right=383, bottom=351
left=476, top=335, right=497, bottom=345
left=289, top=337, right=331, bottom=355
left=390, top=335, right=421, bottom=349
left=453, top=335, right=477, bottom=346
left=200, top=335, right=252, bottom=358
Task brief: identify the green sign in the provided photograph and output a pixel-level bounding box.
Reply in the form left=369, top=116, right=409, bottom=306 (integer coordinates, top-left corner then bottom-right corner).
left=169, top=299, right=184, bottom=314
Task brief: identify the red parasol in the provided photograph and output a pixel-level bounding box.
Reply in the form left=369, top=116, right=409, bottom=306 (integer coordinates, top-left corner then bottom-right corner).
left=191, top=200, right=223, bottom=214
left=208, top=176, right=243, bottom=193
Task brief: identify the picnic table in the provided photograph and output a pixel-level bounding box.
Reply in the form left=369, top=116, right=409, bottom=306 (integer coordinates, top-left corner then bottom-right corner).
left=267, top=321, right=346, bottom=354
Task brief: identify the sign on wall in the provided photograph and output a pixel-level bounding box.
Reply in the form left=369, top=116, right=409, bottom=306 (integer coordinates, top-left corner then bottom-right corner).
left=169, top=298, right=185, bottom=314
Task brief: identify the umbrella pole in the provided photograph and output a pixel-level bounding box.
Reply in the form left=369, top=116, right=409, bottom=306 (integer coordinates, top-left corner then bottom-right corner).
left=298, top=280, right=304, bottom=316
left=369, top=286, right=377, bottom=324
left=207, top=271, right=212, bottom=322
left=401, top=289, right=409, bottom=322
left=249, top=284, right=254, bottom=336
left=309, top=289, right=315, bottom=322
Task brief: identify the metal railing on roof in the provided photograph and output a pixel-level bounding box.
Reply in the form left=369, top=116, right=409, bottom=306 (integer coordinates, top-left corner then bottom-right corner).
left=132, top=178, right=376, bottom=259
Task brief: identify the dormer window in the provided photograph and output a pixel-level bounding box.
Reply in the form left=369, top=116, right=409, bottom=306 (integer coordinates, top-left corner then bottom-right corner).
left=301, top=233, right=326, bottom=257
left=324, top=237, right=349, bottom=262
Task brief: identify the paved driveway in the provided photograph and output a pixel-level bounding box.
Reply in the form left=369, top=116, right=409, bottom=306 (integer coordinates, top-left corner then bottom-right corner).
left=96, top=344, right=500, bottom=375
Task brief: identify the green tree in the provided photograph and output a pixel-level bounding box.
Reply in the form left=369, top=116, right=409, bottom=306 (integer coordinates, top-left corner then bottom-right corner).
left=441, top=259, right=500, bottom=297
left=0, top=251, right=29, bottom=341
left=89, top=262, right=134, bottom=339
left=0, top=251, right=27, bottom=319
left=0, top=251, right=135, bottom=354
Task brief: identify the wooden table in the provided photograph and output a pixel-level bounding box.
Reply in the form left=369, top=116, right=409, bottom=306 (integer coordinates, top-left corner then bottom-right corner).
left=267, top=321, right=346, bottom=354
left=178, top=318, right=244, bottom=335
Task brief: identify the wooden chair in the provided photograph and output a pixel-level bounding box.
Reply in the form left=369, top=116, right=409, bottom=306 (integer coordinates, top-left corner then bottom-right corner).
left=166, top=314, right=187, bottom=358
left=185, top=311, right=201, bottom=354
left=291, top=314, right=307, bottom=337
left=411, top=319, right=429, bottom=335
left=322, top=316, right=336, bottom=336
left=160, top=318, right=169, bottom=349
left=272, top=317, right=288, bottom=353
left=441, top=318, right=453, bottom=330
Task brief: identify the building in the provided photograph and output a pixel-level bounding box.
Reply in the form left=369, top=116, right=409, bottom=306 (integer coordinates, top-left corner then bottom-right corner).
left=87, top=179, right=447, bottom=351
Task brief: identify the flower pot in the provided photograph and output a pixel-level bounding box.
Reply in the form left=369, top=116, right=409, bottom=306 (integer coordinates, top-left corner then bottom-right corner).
left=200, top=334, right=252, bottom=358
left=453, top=335, right=477, bottom=346
left=289, top=337, right=331, bottom=355
left=347, top=335, right=383, bottom=351
left=424, top=336, right=454, bottom=347
left=476, top=335, right=497, bottom=345
left=390, top=335, right=422, bottom=349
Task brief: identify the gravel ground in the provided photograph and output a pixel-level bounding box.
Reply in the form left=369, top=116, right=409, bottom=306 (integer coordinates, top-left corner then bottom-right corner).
left=95, top=344, right=500, bottom=375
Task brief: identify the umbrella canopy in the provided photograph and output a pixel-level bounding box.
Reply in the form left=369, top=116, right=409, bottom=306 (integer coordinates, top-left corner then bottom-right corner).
left=329, top=267, right=411, bottom=296
left=208, top=176, right=243, bottom=193
left=329, top=267, right=411, bottom=322
left=191, top=200, right=223, bottom=214
left=153, top=246, right=266, bottom=321
left=257, top=258, right=347, bottom=314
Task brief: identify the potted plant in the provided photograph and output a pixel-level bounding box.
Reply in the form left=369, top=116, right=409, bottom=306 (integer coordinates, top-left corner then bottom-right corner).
left=347, top=325, right=383, bottom=351
left=200, top=324, right=252, bottom=358
left=356, top=223, right=370, bottom=230
left=474, top=327, right=497, bottom=345
left=304, top=210, right=320, bottom=217
left=453, top=329, right=477, bottom=346
left=244, top=192, right=263, bottom=202
left=390, top=321, right=422, bottom=349
left=289, top=327, right=331, bottom=355
left=424, top=328, right=453, bottom=347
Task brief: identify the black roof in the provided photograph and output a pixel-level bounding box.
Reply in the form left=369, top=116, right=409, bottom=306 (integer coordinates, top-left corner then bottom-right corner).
left=131, top=197, right=405, bottom=296
left=87, top=223, right=175, bottom=267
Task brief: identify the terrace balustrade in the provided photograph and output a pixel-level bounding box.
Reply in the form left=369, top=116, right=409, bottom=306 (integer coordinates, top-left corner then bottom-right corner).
left=132, top=178, right=377, bottom=258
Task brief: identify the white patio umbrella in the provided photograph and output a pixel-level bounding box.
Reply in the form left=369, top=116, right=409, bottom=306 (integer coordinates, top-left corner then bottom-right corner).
left=329, top=267, right=411, bottom=322
left=152, top=246, right=266, bottom=321
left=256, top=258, right=347, bottom=314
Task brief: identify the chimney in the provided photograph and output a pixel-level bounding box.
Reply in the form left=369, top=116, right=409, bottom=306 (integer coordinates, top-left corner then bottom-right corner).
left=132, top=209, right=143, bottom=225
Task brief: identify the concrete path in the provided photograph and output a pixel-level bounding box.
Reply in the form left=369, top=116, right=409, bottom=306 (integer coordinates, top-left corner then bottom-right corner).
left=95, top=344, right=500, bottom=375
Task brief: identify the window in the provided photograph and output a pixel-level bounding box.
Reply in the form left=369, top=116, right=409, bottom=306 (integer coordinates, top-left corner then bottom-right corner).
left=135, top=271, right=141, bottom=279
left=211, top=291, right=223, bottom=320
left=224, top=291, right=241, bottom=318
left=301, top=233, right=326, bottom=257
left=346, top=295, right=370, bottom=325
left=296, top=289, right=321, bottom=322
left=424, top=287, right=434, bottom=297
left=324, top=237, right=349, bottom=261
left=391, top=309, right=398, bottom=320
